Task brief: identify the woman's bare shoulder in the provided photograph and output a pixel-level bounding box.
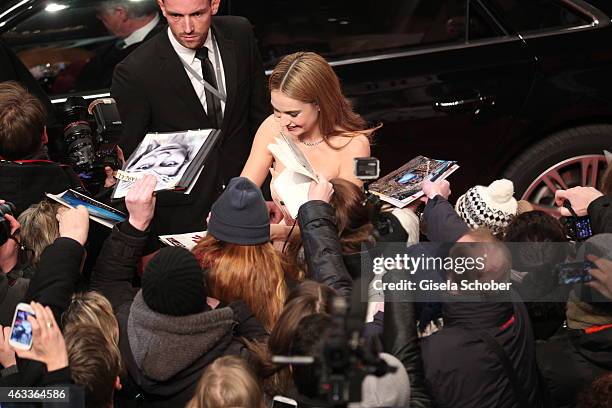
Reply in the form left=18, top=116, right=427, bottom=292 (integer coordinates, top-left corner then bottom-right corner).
left=255, top=114, right=280, bottom=142
left=330, top=134, right=371, bottom=154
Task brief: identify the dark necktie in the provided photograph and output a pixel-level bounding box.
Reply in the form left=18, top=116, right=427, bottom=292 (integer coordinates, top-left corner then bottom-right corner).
left=195, top=46, right=223, bottom=129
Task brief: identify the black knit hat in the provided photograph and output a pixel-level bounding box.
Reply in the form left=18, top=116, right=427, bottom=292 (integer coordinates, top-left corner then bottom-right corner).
left=207, top=177, right=270, bottom=245
left=142, top=247, right=208, bottom=316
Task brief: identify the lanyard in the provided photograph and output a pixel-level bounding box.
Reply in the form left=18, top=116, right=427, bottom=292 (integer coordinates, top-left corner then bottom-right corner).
left=180, top=33, right=227, bottom=102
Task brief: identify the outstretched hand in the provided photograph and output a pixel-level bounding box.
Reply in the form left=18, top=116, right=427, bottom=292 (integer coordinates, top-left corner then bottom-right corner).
left=126, top=175, right=157, bottom=231
left=554, top=187, right=603, bottom=217
left=587, top=254, right=612, bottom=300
left=12, top=302, right=68, bottom=372
left=422, top=179, right=451, bottom=202
left=0, top=326, right=16, bottom=368
left=57, top=206, right=89, bottom=246
left=308, top=175, right=334, bottom=203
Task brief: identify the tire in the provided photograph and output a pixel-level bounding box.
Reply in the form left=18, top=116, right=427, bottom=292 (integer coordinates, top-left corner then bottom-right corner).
left=503, top=124, right=612, bottom=204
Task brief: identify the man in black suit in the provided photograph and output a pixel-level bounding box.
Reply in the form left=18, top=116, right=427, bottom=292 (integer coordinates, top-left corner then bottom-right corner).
left=111, top=0, right=270, bottom=243
left=76, top=0, right=165, bottom=91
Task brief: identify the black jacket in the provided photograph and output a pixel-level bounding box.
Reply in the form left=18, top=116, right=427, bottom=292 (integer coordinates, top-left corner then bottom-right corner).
left=383, top=271, right=433, bottom=408
left=537, top=325, right=612, bottom=408
left=297, top=201, right=353, bottom=297
left=90, top=222, right=266, bottom=407
left=112, top=16, right=270, bottom=237
left=588, top=195, right=612, bottom=234
left=0, top=160, right=81, bottom=217
left=421, top=299, right=544, bottom=408
left=423, top=195, right=470, bottom=243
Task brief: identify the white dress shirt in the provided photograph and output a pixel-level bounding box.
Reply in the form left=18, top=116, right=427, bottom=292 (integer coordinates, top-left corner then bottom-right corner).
left=167, top=27, right=227, bottom=116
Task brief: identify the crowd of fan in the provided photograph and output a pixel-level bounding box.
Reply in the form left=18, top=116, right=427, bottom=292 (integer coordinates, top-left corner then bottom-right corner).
left=1, top=82, right=612, bottom=408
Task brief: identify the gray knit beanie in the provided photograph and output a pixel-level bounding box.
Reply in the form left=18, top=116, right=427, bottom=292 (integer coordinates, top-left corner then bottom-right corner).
left=207, top=177, right=270, bottom=245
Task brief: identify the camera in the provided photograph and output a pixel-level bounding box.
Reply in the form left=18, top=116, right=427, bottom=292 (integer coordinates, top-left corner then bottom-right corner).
left=354, top=157, right=380, bottom=180
left=273, top=279, right=395, bottom=407
left=353, top=157, right=392, bottom=236
left=0, top=201, right=16, bottom=246
left=60, top=97, right=122, bottom=192
left=561, top=200, right=593, bottom=241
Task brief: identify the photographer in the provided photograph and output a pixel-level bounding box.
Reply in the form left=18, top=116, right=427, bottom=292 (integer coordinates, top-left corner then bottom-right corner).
left=0, top=81, right=81, bottom=216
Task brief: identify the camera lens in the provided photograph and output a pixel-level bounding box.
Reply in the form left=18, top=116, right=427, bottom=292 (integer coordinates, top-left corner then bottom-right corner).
left=61, top=97, right=94, bottom=172
left=0, top=202, right=16, bottom=217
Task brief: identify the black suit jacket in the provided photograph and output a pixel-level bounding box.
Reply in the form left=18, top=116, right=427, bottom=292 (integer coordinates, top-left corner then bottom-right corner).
left=111, top=16, right=270, bottom=238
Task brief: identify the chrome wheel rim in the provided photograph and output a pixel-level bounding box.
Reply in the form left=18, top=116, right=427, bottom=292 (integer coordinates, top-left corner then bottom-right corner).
left=521, top=154, right=607, bottom=208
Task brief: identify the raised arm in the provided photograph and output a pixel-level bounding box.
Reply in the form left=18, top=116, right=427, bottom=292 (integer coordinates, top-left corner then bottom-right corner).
left=241, top=115, right=277, bottom=187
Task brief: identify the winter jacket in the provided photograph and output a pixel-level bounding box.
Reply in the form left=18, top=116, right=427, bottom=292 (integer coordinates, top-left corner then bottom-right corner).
left=0, top=269, right=30, bottom=326
left=383, top=271, right=433, bottom=408
left=588, top=195, right=612, bottom=234
left=297, top=200, right=353, bottom=297
left=537, top=325, right=612, bottom=408
left=421, top=299, right=544, bottom=408
left=0, top=160, right=81, bottom=217
left=423, top=195, right=470, bottom=243
left=90, top=222, right=266, bottom=407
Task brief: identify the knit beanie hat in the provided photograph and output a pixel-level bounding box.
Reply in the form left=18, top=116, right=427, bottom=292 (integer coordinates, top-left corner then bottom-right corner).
left=455, top=179, right=518, bottom=235
left=348, top=353, right=410, bottom=408
left=142, top=247, right=208, bottom=316
left=207, top=177, right=270, bottom=245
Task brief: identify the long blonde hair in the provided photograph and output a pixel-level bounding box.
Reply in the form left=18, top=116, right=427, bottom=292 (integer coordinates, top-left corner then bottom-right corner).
left=187, top=356, right=264, bottom=408
left=192, top=235, right=289, bottom=331
left=269, top=52, right=380, bottom=148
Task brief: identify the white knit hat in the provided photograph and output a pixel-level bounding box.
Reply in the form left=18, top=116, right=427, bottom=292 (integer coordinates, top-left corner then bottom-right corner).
left=455, top=179, right=518, bottom=235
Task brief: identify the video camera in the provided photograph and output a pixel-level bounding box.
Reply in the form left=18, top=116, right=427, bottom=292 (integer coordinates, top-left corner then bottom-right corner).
left=60, top=97, right=122, bottom=192
left=274, top=278, right=396, bottom=407
left=354, top=157, right=392, bottom=236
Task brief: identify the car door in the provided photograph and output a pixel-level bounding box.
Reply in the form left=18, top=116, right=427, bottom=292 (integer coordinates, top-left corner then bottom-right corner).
left=228, top=0, right=537, bottom=193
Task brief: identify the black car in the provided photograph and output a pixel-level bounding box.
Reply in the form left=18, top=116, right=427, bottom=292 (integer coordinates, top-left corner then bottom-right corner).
left=1, top=0, right=611, bottom=206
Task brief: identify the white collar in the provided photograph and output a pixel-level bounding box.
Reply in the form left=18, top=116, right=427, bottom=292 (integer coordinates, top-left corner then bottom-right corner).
left=123, top=14, right=160, bottom=48
left=167, top=27, right=214, bottom=64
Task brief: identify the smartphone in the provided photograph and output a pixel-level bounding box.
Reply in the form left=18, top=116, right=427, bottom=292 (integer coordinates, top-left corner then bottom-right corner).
left=573, top=216, right=593, bottom=241
left=9, top=303, right=35, bottom=350
left=271, top=395, right=298, bottom=408
left=556, top=261, right=595, bottom=285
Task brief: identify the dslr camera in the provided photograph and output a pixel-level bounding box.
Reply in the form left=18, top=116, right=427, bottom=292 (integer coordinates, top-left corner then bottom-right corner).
left=0, top=201, right=16, bottom=246
left=61, top=97, right=122, bottom=191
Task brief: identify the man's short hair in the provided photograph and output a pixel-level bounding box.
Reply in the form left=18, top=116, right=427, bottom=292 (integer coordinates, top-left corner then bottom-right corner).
left=0, top=81, right=45, bottom=160
left=64, top=324, right=122, bottom=408
left=98, top=0, right=158, bottom=18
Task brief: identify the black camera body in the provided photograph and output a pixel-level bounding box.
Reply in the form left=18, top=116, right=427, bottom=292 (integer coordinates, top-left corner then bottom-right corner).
left=354, top=157, right=392, bottom=236
left=0, top=201, right=16, bottom=246
left=61, top=97, right=122, bottom=192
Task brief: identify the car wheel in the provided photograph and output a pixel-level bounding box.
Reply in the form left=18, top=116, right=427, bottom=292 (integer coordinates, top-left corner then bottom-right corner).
left=504, top=125, right=612, bottom=206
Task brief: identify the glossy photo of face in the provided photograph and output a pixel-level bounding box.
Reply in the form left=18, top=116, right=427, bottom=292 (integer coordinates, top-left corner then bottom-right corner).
left=128, top=142, right=189, bottom=177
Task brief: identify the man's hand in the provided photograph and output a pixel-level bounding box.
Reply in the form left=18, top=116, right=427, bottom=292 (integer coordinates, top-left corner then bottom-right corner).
left=12, top=302, right=68, bottom=372
left=422, top=179, right=451, bottom=202
left=555, top=187, right=603, bottom=217
left=126, top=175, right=157, bottom=231
left=587, top=254, right=612, bottom=300
left=308, top=175, right=334, bottom=203
left=0, top=326, right=16, bottom=368
left=56, top=206, right=89, bottom=246
left=266, top=201, right=284, bottom=224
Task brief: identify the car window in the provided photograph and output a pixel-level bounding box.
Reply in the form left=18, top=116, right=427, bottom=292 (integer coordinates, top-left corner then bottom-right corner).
left=227, top=0, right=475, bottom=70
left=0, top=0, right=160, bottom=97
left=490, top=0, right=591, bottom=33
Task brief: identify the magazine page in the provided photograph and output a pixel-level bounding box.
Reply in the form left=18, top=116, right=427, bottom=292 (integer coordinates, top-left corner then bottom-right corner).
left=113, top=129, right=212, bottom=199
left=272, top=170, right=312, bottom=220
left=369, top=156, right=459, bottom=208
left=159, top=231, right=207, bottom=250
left=47, top=190, right=127, bottom=228
left=268, top=132, right=317, bottom=180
